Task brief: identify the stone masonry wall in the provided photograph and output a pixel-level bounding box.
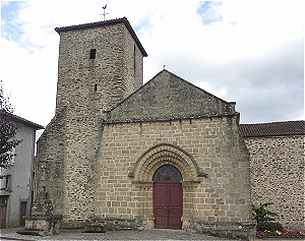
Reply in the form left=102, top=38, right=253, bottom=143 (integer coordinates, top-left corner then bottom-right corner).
left=56, top=23, right=144, bottom=115
left=32, top=112, right=65, bottom=215
left=108, top=70, right=235, bottom=123
left=123, top=26, right=143, bottom=96
left=244, top=135, right=305, bottom=229
left=95, top=116, right=252, bottom=229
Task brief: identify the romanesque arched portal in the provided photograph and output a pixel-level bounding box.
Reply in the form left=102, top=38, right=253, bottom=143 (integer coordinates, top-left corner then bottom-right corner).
left=153, top=164, right=183, bottom=229
left=129, top=144, right=202, bottom=229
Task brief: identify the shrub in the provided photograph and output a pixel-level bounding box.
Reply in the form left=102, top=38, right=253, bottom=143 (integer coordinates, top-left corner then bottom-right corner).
left=252, top=202, right=283, bottom=232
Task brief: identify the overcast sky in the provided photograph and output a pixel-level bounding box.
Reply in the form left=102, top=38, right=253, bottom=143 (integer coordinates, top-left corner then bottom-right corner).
left=0, top=0, right=304, bottom=128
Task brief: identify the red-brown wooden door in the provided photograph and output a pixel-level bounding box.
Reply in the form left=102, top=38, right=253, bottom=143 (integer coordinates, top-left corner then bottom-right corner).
left=153, top=182, right=183, bottom=229
left=20, top=201, right=27, bottom=226
left=0, top=196, right=8, bottom=228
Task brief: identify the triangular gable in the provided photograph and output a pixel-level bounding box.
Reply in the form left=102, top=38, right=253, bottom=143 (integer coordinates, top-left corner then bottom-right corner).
left=107, top=70, right=236, bottom=123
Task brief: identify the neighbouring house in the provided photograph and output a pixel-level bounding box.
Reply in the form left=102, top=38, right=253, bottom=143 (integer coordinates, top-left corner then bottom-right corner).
left=0, top=114, right=43, bottom=228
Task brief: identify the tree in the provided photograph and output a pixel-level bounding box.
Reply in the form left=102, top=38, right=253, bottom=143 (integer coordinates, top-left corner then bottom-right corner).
left=0, top=81, right=21, bottom=168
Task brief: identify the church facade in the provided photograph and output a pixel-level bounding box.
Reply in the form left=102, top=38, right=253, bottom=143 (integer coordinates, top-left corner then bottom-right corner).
left=28, top=18, right=304, bottom=238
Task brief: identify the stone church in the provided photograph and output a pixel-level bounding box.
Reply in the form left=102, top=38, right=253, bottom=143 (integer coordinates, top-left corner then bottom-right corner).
left=27, top=17, right=304, bottom=238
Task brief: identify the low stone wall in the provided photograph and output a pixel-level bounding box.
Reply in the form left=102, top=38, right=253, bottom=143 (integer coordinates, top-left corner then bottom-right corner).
left=61, top=216, right=144, bottom=231
left=25, top=215, right=62, bottom=234
left=190, top=220, right=256, bottom=240
left=86, top=216, right=144, bottom=231
left=25, top=216, right=49, bottom=231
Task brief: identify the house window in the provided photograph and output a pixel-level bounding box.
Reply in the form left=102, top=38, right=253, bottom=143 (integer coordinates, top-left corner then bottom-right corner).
left=0, top=177, right=5, bottom=190
left=89, top=49, right=96, bottom=59
left=0, top=175, right=11, bottom=191
left=8, top=147, right=15, bottom=166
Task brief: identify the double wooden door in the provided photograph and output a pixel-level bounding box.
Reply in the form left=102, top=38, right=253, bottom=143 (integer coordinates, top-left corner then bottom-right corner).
left=153, top=182, right=183, bottom=229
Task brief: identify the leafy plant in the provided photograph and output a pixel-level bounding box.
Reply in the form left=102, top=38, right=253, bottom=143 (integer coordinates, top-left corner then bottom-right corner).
left=252, top=202, right=283, bottom=233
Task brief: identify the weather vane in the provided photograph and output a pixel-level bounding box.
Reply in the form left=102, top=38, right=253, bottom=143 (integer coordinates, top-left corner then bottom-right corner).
left=101, top=4, right=109, bottom=21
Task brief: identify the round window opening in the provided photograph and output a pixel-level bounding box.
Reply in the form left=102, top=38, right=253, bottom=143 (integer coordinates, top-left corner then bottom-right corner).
left=153, top=164, right=182, bottom=183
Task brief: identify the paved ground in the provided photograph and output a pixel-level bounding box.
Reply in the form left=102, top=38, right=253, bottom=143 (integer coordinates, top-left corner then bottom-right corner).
left=0, top=228, right=302, bottom=241
left=0, top=228, right=235, bottom=241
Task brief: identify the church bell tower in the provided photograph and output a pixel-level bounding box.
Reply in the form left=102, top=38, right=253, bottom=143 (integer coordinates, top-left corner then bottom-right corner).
left=55, top=17, right=147, bottom=114
left=53, top=17, right=147, bottom=225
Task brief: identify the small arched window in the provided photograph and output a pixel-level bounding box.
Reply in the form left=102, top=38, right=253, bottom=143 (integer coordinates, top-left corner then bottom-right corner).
left=153, top=164, right=182, bottom=183
left=89, top=49, right=96, bottom=59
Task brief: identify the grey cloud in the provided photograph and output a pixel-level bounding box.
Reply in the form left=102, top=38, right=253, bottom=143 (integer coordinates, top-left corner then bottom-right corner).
left=157, top=36, right=304, bottom=123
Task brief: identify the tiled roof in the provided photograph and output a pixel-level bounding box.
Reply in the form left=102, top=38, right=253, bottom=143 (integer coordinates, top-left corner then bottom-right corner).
left=55, top=17, right=148, bottom=57
left=1, top=112, right=44, bottom=130
left=240, top=120, right=305, bottom=137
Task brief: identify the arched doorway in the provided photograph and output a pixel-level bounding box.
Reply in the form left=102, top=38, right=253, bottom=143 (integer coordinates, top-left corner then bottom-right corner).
left=153, top=164, right=183, bottom=229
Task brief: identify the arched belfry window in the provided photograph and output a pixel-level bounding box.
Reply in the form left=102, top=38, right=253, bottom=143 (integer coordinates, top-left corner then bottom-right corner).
left=89, top=49, right=96, bottom=59
left=153, top=164, right=182, bottom=183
